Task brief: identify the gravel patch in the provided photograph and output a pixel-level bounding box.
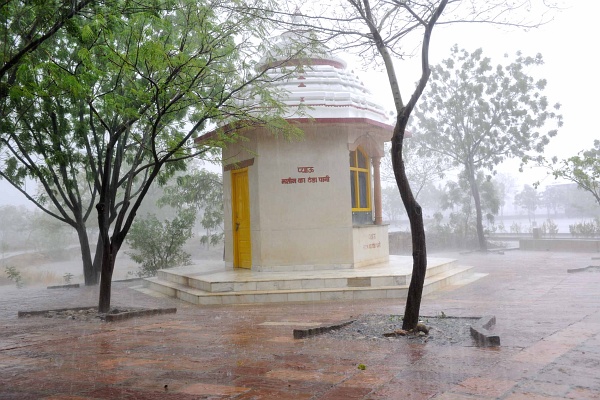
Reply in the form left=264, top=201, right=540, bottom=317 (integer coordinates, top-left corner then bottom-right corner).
left=321, top=314, right=480, bottom=346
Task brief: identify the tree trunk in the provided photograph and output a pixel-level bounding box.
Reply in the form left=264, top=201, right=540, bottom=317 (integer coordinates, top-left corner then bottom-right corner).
left=360, top=0, right=447, bottom=331
left=466, top=162, right=486, bottom=251
left=391, top=115, right=427, bottom=332
left=97, top=240, right=117, bottom=313
left=96, top=197, right=117, bottom=313
left=92, top=235, right=103, bottom=282
left=401, top=199, right=427, bottom=331
left=75, top=225, right=99, bottom=285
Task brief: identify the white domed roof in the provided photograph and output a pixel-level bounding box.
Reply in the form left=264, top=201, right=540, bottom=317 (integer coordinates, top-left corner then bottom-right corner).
left=259, top=12, right=391, bottom=126
left=268, top=62, right=390, bottom=124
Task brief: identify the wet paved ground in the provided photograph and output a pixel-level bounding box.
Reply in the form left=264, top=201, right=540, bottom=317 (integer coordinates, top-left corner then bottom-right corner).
left=1, top=250, right=599, bottom=399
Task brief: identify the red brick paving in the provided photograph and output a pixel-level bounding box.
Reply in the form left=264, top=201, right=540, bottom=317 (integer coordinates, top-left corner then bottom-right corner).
left=1, top=250, right=600, bottom=399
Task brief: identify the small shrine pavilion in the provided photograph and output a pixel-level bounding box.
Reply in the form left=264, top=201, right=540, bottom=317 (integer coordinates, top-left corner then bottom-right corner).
left=145, top=19, right=474, bottom=305
left=211, top=25, right=394, bottom=272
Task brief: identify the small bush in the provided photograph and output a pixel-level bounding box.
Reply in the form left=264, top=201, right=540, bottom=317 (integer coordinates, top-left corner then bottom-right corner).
left=5, top=266, right=24, bottom=288
left=63, top=272, right=74, bottom=284
left=497, top=222, right=506, bottom=233
left=541, top=219, right=559, bottom=238
left=510, top=222, right=522, bottom=234
left=569, top=218, right=600, bottom=238
left=126, top=210, right=195, bottom=277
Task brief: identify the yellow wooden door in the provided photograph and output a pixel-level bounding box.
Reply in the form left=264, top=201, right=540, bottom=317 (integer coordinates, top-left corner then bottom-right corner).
left=231, top=168, right=252, bottom=269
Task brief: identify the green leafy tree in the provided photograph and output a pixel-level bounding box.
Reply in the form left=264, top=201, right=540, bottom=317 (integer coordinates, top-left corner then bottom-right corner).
left=0, top=0, right=95, bottom=109
left=125, top=167, right=223, bottom=278
left=159, top=168, right=224, bottom=248
left=126, top=209, right=195, bottom=277
left=514, top=184, right=540, bottom=223
left=541, top=185, right=565, bottom=217
left=2, top=0, right=310, bottom=312
left=1, top=1, right=188, bottom=285
left=540, top=183, right=600, bottom=218
left=1, top=0, right=112, bottom=284
left=546, top=140, right=600, bottom=206
left=440, top=171, right=500, bottom=243
left=91, top=1, right=308, bottom=312
left=412, top=46, right=562, bottom=251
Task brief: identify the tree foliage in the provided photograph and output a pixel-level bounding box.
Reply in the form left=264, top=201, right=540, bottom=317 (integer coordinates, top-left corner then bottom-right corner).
left=441, top=171, right=500, bottom=237
left=381, top=141, right=448, bottom=200
left=546, top=140, right=600, bottom=206
left=1, top=0, right=310, bottom=312
left=514, top=184, right=540, bottom=222
left=125, top=167, right=223, bottom=277
left=412, top=46, right=562, bottom=250
left=1, top=0, right=105, bottom=284
left=126, top=209, right=195, bottom=277
left=540, top=182, right=600, bottom=218
left=0, top=0, right=96, bottom=99
left=159, top=168, right=224, bottom=247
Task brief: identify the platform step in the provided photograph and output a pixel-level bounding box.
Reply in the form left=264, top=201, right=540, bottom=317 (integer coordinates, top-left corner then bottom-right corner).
left=155, top=257, right=458, bottom=293
left=144, top=277, right=409, bottom=305
left=141, top=263, right=478, bottom=306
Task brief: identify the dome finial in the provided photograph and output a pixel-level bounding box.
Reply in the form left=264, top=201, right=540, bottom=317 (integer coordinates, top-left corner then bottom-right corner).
left=292, top=7, right=303, bottom=24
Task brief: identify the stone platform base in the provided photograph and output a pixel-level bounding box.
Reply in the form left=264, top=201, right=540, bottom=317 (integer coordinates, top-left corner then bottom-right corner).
left=140, top=256, right=485, bottom=305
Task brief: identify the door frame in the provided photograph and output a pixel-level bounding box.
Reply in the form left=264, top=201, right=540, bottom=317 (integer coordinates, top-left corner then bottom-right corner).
left=231, top=167, right=252, bottom=269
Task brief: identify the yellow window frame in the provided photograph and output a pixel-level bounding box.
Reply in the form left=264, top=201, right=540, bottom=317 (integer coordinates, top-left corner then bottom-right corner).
left=350, top=147, right=371, bottom=212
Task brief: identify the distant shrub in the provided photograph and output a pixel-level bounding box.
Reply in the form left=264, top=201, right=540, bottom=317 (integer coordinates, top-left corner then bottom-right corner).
left=5, top=266, right=24, bottom=288
left=497, top=222, right=506, bottom=233
left=425, top=212, right=479, bottom=250
left=63, top=272, right=74, bottom=284
left=569, top=218, right=600, bottom=238
left=510, top=222, right=522, bottom=234
left=541, top=219, right=559, bottom=238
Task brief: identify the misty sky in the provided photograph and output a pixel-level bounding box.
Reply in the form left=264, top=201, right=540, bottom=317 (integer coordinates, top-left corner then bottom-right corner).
left=358, top=0, right=597, bottom=188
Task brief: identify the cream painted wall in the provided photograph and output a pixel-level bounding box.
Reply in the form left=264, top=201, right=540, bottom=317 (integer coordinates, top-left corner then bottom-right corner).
left=253, top=127, right=354, bottom=268
left=352, top=224, right=390, bottom=267
left=222, top=122, right=390, bottom=271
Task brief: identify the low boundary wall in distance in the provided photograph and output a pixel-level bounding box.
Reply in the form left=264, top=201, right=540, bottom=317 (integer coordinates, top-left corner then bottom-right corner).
left=519, top=239, right=600, bottom=252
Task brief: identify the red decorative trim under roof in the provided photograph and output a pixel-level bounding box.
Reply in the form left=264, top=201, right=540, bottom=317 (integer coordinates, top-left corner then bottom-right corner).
left=195, top=117, right=399, bottom=144
left=287, top=117, right=394, bottom=132
left=260, top=57, right=345, bottom=71
left=283, top=102, right=389, bottom=119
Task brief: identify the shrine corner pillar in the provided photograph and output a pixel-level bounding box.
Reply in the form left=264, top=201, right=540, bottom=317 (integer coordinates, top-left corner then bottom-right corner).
left=372, top=156, right=383, bottom=225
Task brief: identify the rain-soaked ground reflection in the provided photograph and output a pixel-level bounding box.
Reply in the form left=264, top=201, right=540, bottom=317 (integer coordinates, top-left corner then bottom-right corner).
left=1, top=251, right=600, bottom=398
